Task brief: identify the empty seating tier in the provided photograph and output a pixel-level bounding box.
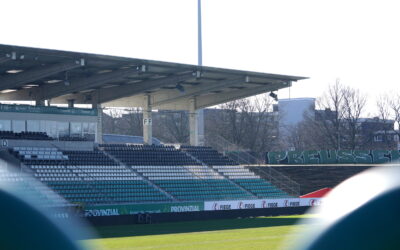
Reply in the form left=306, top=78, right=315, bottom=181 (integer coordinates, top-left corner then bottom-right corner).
left=213, top=165, right=292, bottom=198
left=30, top=165, right=138, bottom=181
left=180, top=145, right=238, bottom=165
left=213, top=165, right=258, bottom=179
left=63, top=149, right=117, bottom=166
left=101, top=144, right=200, bottom=166
left=132, top=165, right=222, bottom=180
left=7, top=144, right=294, bottom=205
left=29, top=164, right=172, bottom=204
left=44, top=180, right=171, bottom=204
left=0, top=167, right=68, bottom=207
left=232, top=179, right=292, bottom=198
left=153, top=179, right=254, bottom=201
left=10, top=147, right=69, bottom=165
left=0, top=131, right=53, bottom=140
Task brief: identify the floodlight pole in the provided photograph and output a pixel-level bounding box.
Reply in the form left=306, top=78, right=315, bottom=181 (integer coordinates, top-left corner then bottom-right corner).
left=198, top=0, right=202, bottom=66
left=196, top=0, right=205, bottom=146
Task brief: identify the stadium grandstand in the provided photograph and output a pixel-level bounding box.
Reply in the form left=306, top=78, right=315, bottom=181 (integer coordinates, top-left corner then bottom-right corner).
left=0, top=44, right=314, bottom=223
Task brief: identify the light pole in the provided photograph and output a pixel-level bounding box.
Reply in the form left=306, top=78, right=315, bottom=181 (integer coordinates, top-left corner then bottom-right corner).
left=198, top=0, right=202, bottom=66
left=196, top=0, right=205, bottom=145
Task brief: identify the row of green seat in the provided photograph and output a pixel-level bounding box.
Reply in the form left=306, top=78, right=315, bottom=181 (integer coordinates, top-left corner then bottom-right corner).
left=45, top=179, right=171, bottom=204
left=57, top=189, right=161, bottom=194
left=233, top=179, right=292, bottom=198
left=155, top=179, right=231, bottom=183
left=154, top=179, right=253, bottom=201
left=46, top=180, right=149, bottom=185
left=162, top=186, right=240, bottom=192
left=176, top=194, right=253, bottom=201
left=166, top=190, right=246, bottom=195
left=71, top=196, right=169, bottom=203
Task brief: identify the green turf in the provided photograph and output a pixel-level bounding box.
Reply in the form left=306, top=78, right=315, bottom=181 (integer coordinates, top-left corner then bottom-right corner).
left=84, top=215, right=312, bottom=250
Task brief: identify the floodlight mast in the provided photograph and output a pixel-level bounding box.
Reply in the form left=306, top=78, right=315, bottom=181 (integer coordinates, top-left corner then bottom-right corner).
left=198, top=0, right=202, bottom=66
left=196, top=0, right=205, bottom=146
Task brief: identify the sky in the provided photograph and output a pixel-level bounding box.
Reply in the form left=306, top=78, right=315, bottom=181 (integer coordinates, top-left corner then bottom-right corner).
left=1, top=0, right=399, bottom=115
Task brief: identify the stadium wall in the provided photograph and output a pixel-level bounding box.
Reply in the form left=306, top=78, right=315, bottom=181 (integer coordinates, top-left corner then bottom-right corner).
left=84, top=198, right=319, bottom=225
left=84, top=198, right=319, bottom=217
left=86, top=206, right=311, bottom=226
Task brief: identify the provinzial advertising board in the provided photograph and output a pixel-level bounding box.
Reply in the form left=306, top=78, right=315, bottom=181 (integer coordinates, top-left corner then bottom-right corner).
left=85, top=202, right=204, bottom=217
left=204, top=198, right=321, bottom=211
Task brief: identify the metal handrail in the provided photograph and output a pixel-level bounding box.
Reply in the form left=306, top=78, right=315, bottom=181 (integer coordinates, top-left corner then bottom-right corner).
left=206, top=135, right=300, bottom=196
left=208, top=135, right=263, bottom=164
left=247, top=165, right=300, bottom=196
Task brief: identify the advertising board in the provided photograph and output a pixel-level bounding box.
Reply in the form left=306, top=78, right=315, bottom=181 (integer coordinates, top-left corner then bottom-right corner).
left=204, top=198, right=321, bottom=211
left=85, top=202, right=204, bottom=217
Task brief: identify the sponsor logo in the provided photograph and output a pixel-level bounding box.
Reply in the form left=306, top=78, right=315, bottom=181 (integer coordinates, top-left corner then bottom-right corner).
left=283, top=200, right=299, bottom=207
left=308, top=199, right=321, bottom=206
left=85, top=208, right=119, bottom=217
left=220, top=205, right=231, bottom=210
left=267, top=202, right=278, bottom=208
left=170, top=205, right=200, bottom=212
left=262, top=201, right=267, bottom=208
left=211, top=202, right=232, bottom=210
left=289, top=202, right=300, bottom=207
left=245, top=203, right=256, bottom=209
left=212, top=202, right=218, bottom=210
left=237, top=201, right=256, bottom=209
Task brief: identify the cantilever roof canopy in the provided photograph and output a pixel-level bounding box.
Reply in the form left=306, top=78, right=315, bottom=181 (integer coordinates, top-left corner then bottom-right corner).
left=0, top=44, right=307, bottom=110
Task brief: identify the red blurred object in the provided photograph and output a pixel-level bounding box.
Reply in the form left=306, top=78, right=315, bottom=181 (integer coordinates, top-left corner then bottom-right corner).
left=300, top=187, right=332, bottom=198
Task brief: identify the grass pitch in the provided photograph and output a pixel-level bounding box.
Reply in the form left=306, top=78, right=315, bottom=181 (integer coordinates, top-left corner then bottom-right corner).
left=84, top=215, right=312, bottom=250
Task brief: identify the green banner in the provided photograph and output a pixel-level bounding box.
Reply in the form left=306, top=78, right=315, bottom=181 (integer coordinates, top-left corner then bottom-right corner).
left=84, top=202, right=204, bottom=217
left=267, top=150, right=400, bottom=165
left=0, top=104, right=97, bottom=116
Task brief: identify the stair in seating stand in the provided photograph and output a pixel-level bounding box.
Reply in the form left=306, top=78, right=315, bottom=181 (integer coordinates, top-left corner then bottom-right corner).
left=100, top=148, right=177, bottom=202
left=183, top=150, right=257, bottom=200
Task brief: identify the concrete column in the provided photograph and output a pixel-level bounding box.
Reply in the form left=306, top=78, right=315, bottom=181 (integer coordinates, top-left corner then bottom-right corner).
left=67, top=99, right=75, bottom=108
left=91, top=91, right=103, bottom=144
left=189, top=99, right=199, bottom=146
left=95, top=104, right=103, bottom=144
left=197, top=108, right=205, bottom=146
left=143, top=95, right=153, bottom=145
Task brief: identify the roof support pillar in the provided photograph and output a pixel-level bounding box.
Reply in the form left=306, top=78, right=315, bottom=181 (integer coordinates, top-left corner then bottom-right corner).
left=143, top=95, right=153, bottom=145
left=95, top=104, right=103, bottom=144
left=67, top=99, right=75, bottom=108
left=189, top=98, right=199, bottom=146
left=197, top=108, right=205, bottom=146
left=91, top=93, right=103, bottom=143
